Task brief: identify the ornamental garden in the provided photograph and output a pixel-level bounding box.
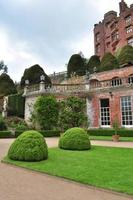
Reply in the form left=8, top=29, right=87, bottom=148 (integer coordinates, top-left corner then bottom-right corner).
left=0, top=45, right=133, bottom=196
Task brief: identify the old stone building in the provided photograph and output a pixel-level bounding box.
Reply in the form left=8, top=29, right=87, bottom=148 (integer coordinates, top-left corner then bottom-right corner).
left=94, top=0, right=133, bottom=58
left=23, top=64, right=133, bottom=129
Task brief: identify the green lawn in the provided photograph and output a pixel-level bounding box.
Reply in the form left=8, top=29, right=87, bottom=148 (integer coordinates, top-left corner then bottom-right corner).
left=90, top=135, right=133, bottom=142
left=3, top=146, right=133, bottom=195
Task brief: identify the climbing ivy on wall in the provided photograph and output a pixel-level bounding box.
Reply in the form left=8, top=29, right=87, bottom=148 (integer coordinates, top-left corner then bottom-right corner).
left=8, top=94, right=25, bottom=118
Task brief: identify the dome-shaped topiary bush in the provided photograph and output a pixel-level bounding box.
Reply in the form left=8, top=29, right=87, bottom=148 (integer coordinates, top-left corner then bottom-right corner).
left=8, top=130, right=48, bottom=161
left=59, top=127, right=91, bottom=150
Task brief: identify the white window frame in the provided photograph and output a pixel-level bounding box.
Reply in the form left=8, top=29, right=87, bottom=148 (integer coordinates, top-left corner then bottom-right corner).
left=100, top=99, right=110, bottom=127
left=120, top=96, right=133, bottom=127
left=111, top=78, right=122, bottom=87
left=126, top=26, right=132, bottom=34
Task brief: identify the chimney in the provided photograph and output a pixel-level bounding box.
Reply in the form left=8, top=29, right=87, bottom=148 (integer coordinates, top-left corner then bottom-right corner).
left=119, top=0, right=128, bottom=13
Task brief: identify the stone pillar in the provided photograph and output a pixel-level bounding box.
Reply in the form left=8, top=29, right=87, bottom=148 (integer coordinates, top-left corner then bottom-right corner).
left=2, top=96, right=8, bottom=118
left=39, top=81, right=45, bottom=91
left=86, top=97, right=94, bottom=128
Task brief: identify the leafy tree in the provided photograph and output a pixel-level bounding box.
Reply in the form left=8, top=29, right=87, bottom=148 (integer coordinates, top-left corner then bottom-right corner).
left=20, top=64, right=51, bottom=87
left=0, top=73, right=17, bottom=96
left=67, top=54, right=86, bottom=77
left=99, top=52, right=119, bottom=72
left=86, top=55, right=101, bottom=73
left=32, top=96, right=59, bottom=130
left=118, top=45, right=133, bottom=65
left=58, top=96, right=88, bottom=131
left=0, top=61, right=8, bottom=73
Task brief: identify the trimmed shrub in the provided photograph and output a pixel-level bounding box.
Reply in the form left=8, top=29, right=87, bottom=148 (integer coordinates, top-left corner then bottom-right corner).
left=100, top=52, right=119, bottom=72
left=0, top=131, right=12, bottom=138
left=67, top=54, right=86, bottom=77
left=8, top=130, right=48, bottom=161
left=0, top=73, right=17, bottom=96
left=33, top=96, right=59, bottom=130
left=86, top=55, right=101, bottom=73
left=0, top=116, right=7, bottom=130
left=59, top=127, right=91, bottom=150
left=39, top=130, right=60, bottom=137
left=20, top=64, right=51, bottom=88
left=8, top=94, right=25, bottom=117
left=87, top=129, right=133, bottom=137
left=118, top=45, right=133, bottom=65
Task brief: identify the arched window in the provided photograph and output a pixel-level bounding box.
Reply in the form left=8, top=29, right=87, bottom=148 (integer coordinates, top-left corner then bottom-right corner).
left=111, top=77, right=122, bottom=87
left=128, top=74, right=133, bottom=84
left=90, top=79, right=101, bottom=88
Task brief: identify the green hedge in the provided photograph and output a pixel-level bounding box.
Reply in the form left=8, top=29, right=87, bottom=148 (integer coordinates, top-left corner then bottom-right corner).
left=38, top=130, right=60, bottom=137
left=0, top=131, right=12, bottom=138
left=15, top=130, right=24, bottom=137
left=15, top=130, right=61, bottom=138
left=87, top=129, right=133, bottom=137
left=8, top=94, right=25, bottom=118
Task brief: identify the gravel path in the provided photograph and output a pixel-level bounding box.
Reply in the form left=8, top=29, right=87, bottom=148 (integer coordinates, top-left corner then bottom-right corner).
left=0, top=138, right=133, bottom=200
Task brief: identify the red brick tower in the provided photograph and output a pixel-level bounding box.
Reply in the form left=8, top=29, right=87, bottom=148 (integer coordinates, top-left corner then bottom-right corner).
left=94, top=0, right=133, bottom=58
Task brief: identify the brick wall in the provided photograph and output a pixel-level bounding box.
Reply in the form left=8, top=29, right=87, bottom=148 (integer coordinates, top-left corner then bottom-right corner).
left=94, top=0, right=133, bottom=58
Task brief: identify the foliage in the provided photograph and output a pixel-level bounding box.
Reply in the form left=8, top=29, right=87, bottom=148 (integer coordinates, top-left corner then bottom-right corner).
left=118, top=45, right=133, bottom=65
left=100, top=52, right=119, bottom=72
left=0, top=115, right=7, bottom=130
left=0, top=61, right=8, bottom=73
left=0, top=73, right=17, bottom=96
left=32, top=96, right=59, bottom=130
left=4, top=146, right=133, bottom=195
left=89, top=135, right=133, bottom=142
left=87, top=129, right=133, bottom=137
left=59, top=127, right=91, bottom=150
left=39, top=130, right=60, bottom=137
left=67, top=54, right=86, bottom=77
left=0, top=131, right=12, bottom=138
left=20, top=64, right=51, bottom=88
left=112, top=117, right=120, bottom=135
left=86, top=55, right=101, bottom=73
left=58, top=96, right=88, bottom=131
left=5, top=117, right=26, bottom=127
left=8, top=130, right=48, bottom=161
left=7, top=94, right=25, bottom=118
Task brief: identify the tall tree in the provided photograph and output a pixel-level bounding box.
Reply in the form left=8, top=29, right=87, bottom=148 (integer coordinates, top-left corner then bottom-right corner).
left=0, top=73, right=17, bottom=96
left=20, top=64, right=51, bottom=88
left=118, top=45, right=133, bottom=65
left=0, top=61, right=8, bottom=73
left=100, top=52, right=119, bottom=72
left=86, top=55, right=101, bottom=73
left=67, top=54, right=86, bottom=77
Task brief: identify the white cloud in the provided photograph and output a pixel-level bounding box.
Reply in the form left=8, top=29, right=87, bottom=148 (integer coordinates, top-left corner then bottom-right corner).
left=0, top=27, right=44, bottom=82
left=67, top=32, right=94, bottom=59
left=0, top=0, right=133, bottom=82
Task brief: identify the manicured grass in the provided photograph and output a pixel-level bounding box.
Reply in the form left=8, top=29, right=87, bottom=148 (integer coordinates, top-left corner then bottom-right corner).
left=89, top=135, right=133, bottom=142
left=3, top=146, right=133, bottom=195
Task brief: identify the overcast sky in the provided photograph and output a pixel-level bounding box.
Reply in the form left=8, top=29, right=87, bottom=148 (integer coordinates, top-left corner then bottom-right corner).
left=0, top=0, right=132, bottom=82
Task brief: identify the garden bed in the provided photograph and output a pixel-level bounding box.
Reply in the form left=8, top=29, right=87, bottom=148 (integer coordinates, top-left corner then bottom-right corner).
left=3, top=146, right=133, bottom=195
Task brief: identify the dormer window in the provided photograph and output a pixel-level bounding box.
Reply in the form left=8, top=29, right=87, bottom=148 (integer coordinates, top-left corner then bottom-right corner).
left=128, top=75, right=133, bottom=84
left=111, top=77, right=122, bottom=87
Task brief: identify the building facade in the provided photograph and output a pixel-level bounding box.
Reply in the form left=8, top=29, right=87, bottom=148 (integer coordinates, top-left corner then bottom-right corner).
left=88, top=65, right=133, bottom=128
left=94, top=0, right=133, bottom=58
left=23, top=65, right=133, bottom=129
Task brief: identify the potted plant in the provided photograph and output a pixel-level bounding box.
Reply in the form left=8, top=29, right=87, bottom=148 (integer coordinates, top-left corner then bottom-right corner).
left=112, top=118, right=120, bottom=142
